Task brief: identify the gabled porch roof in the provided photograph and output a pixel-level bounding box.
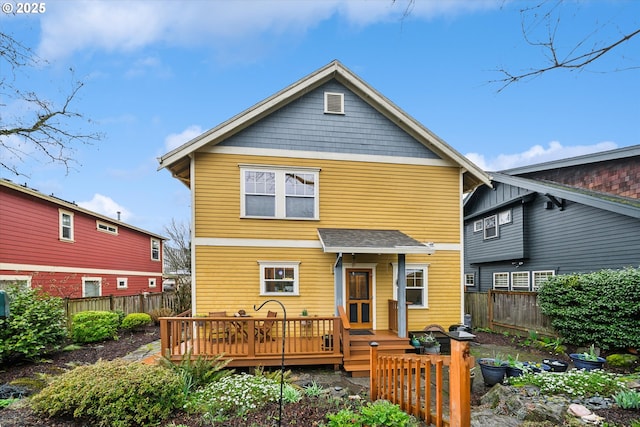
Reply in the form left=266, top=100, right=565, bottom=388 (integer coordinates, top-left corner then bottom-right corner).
left=317, top=228, right=435, bottom=255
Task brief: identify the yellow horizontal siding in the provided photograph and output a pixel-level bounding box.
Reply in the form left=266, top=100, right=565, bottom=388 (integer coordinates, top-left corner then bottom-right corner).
left=192, top=152, right=463, bottom=328
left=193, top=152, right=461, bottom=243
left=194, top=246, right=337, bottom=318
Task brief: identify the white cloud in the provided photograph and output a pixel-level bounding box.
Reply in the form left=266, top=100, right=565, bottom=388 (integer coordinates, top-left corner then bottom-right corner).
left=78, top=193, right=131, bottom=222
left=466, top=141, right=619, bottom=171
left=37, top=0, right=503, bottom=60
left=164, top=125, right=203, bottom=152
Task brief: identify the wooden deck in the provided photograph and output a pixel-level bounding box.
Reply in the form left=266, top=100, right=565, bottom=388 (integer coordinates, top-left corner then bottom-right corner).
left=159, top=313, right=414, bottom=374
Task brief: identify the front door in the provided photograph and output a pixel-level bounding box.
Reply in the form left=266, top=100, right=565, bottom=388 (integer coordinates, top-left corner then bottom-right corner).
left=346, top=268, right=372, bottom=329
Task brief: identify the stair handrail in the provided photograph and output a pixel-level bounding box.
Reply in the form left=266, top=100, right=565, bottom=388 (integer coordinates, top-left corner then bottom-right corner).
left=337, top=305, right=351, bottom=360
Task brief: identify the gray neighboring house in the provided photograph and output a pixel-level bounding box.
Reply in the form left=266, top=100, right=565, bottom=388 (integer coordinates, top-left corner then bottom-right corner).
left=463, top=145, right=640, bottom=293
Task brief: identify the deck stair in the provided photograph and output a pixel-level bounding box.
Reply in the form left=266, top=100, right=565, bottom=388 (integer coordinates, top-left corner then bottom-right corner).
left=343, top=331, right=415, bottom=377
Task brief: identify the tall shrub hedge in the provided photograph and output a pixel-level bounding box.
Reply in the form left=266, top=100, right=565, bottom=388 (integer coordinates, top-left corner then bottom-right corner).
left=538, top=267, right=640, bottom=349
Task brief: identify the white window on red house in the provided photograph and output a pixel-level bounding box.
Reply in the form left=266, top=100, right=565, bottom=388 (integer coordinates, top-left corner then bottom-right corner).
left=151, top=238, right=161, bottom=261
left=148, top=278, right=157, bottom=288
left=117, top=278, right=128, bottom=289
left=83, top=277, right=102, bottom=297
left=59, top=210, right=74, bottom=241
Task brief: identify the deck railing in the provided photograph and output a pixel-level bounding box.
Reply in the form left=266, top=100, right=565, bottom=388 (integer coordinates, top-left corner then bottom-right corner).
left=159, top=315, right=342, bottom=367
left=387, top=299, right=409, bottom=333
left=370, top=335, right=475, bottom=427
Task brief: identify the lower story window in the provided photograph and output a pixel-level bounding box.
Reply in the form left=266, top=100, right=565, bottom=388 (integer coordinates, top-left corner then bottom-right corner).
left=259, top=261, right=300, bottom=295
left=493, top=272, right=509, bottom=290
left=148, top=278, right=157, bottom=288
left=465, top=273, right=475, bottom=287
left=393, top=264, right=428, bottom=308
left=533, top=270, right=555, bottom=291
left=117, top=277, right=128, bottom=289
left=0, top=275, right=31, bottom=291
left=511, top=271, right=530, bottom=291
left=83, top=277, right=102, bottom=297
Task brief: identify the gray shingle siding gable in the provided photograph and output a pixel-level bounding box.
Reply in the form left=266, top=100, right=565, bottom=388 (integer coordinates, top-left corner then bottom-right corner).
left=218, top=80, right=440, bottom=159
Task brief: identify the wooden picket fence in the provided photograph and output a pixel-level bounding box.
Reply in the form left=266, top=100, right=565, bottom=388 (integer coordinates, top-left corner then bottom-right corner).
left=63, top=291, right=179, bottom=327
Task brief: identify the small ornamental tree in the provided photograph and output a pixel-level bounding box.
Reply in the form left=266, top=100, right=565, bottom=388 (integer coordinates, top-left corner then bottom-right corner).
left=0, top=286, right=67, bottom=363
left=538, top=267, right=640, bottom=350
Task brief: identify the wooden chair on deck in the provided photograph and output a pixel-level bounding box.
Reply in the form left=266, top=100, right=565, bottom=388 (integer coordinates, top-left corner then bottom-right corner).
left=208, top=311, right=229, bottom=342
left=256, top=310, right=277, bottom=342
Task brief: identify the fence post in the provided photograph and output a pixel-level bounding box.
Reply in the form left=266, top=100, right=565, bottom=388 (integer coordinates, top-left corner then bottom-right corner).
left=448, top=331, right=475, bottom=427
left=369, top=342, right=379, bottom=400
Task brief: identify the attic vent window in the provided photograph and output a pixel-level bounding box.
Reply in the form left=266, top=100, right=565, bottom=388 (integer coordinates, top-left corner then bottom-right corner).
left=324, top=92, right=344, bottom=114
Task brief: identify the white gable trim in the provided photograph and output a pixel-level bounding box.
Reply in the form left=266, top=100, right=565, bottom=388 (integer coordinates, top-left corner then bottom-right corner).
left=207, top=146, right=454, bottom=167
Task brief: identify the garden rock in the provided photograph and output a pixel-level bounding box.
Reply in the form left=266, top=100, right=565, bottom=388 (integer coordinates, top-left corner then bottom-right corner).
left=478, top=384, right=568, bottom=424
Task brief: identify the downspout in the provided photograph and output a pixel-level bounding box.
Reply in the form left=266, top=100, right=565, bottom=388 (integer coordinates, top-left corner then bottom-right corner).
left=334, top=252, right=343, bottom=316
left=397, top=253, right=407, bottom=338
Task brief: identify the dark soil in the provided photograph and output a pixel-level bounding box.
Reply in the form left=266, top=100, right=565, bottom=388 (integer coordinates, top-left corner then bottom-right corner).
left=0, top=327, right=638, bottom=426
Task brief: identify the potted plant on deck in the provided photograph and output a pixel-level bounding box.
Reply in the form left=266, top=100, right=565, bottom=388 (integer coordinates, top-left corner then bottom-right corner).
left=418, top=332, right=441, bottom=354
left=570, top=344, right=606, bottom=371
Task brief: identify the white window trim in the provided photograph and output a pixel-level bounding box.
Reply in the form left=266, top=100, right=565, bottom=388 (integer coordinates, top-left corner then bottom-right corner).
left=392, top=263, right=429, bottom=308
left=151, top=238, right=161, bottom=261
left=0, top=275, right=32, bottom=291
left=59, top=209, right=74, bottom=242
left=82, top=277, right=102, bottom=297
left=324, top=92, right=345, bottom=114
left=117, top=277, right=128, bottom=289
left=258, top=261, right=301, bottom=296
left=240, top=165, right=320, bottom=220
left=465, top=273, right=475, bottom=287
left=473, top=220, right=483, bottom=232
left=533, top=270, right=555, bottom=291
left=148, top=278, right=157, bottom=288
left=97, top=221, right=118, bottom=234
left=493, top=272, right=509, bottom=290
left=511, top=271, right=530, bottom=291
left=483, top=215, right=498, bottom=240
left=498, top=209, right=512, bottom=225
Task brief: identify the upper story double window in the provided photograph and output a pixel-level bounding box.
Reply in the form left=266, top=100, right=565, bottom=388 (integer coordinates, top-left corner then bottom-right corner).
left=240, top=165, right=319, bottom=220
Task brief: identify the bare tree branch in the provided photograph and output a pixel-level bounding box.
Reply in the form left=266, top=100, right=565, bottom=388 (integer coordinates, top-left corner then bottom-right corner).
left=492, top=1, right=640, bottom=92
left=0, top=32, right=102, bottom=176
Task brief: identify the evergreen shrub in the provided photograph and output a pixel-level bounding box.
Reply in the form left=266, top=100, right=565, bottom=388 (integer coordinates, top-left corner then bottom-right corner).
left=0, top=286, right=67, bottom=362
left=120, top=313, right=152, bottom=330
left=538, top=268, right=640, bottom=349
left=31, top=359, right=184, bottom=427
left=71, top=311, right=120, bottom=343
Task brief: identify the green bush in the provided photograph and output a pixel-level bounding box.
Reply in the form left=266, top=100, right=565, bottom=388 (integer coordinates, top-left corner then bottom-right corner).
left=31, top=359, right=184, bottom=427
left=538, top=268, right=640, bottom=349
left=71, top=311, right=120, bottom=343
left=120, top=313, right=152, bottom=330
left=0, top=286, right=67, bottom=363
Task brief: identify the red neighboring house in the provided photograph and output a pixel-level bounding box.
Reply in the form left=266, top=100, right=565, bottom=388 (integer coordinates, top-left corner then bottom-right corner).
left=0, top=179, right=165, bottom=298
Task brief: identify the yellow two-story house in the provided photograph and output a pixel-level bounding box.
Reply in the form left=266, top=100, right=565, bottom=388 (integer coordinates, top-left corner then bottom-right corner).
left=158, top=61, right=489, bottom=372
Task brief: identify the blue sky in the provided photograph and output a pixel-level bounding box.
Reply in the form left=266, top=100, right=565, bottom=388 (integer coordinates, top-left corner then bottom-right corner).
left=1, top=0, right=638, bottom=237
